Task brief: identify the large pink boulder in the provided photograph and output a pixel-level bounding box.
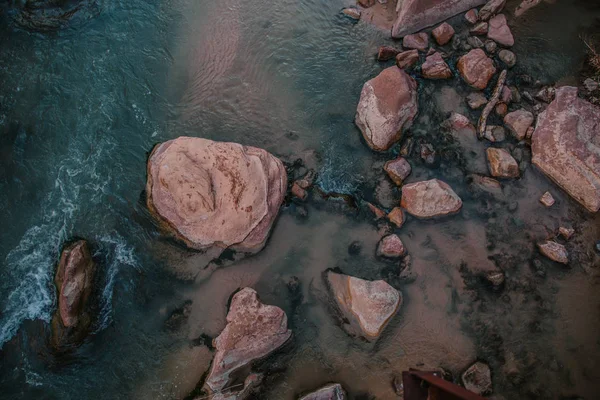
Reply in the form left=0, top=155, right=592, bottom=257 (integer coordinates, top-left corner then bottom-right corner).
left=327, top=272, right=401, bottom=340
left=52, top=240, right=96, bottom=347
left=400, top=179, right=463, bottom=218
left=146, top=137, right=287, bottom=253
left=355, top=67, right=419, bottom=151
left=392, top=0, right=487, bottom=38
left=531, top=86, right=600, bottom=212
left=457, top=49, right=497, bottom=90
left=487, top=14, right=514, bottom=47
left=205, top=288, right=291, bottom=396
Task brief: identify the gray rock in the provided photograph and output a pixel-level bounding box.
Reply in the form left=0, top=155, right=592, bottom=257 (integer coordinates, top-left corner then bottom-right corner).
left=467, top=36, right=485, bottom=48
left=498, top=49, right=516, bottom=67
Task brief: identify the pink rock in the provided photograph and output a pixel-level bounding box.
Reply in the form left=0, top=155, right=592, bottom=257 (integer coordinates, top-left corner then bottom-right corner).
left=355, top=67, right=419, bottom=151
left=465, top=8, right=479, bottom=24
left=327, top=271, right=402, bottom=340
left=488, top=14, right=514, bottom=47
left=537, top=241, right=569, bottom=264
left=52, top=240, right=95, bottom=347
left=378, top=46, right=400, bottom=61
left=559, top=227, right=575, bottom=240
left=358, top=0, right=376, bottom=8
left=486, top=147, right=519, bottom=178
left=539, top=191, right=555, bottom=207
left=515, top=0, right=543, bottom=17
left=504, top=109, right=534, bottom=140
left=384, top=157, right=412, bottom=185
left=300, top=384, right=347, bottom=400
left=467, top=92, right=488, bottom=109
left=392, top=0, right=487, bottom=38
left=479, top=0, right=507, bottom=21
left=457, top=49, right=497, bottom=90
left=446, top=112, right=476, bottom=132
left=432, top=22, right=455, bottom=45
left=401, top=179, right=463, bottom=218
left=469, top=174, right=503, bottom=196
left=146, top=137, right=287, bottom=253
left=402, top=32, right=429, bottom=51
left=377, top=234, right=407, bottom=258
left=531, top=87, right=600, bottom=212
left=396, top=49, right=420, bottom=69
left=205, top=288, right=292, bottom=394
left=422, top=52, right=453, bottom=79
left=388, top=207, right=406, bottom=228
left=292, top=182, right=308, bottom=200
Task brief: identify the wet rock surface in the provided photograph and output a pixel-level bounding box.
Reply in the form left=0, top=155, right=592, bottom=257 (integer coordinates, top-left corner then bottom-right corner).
left=422, top=52, right=453, bottom=80
left=531, top=86, right=600, bottom=212
left=479, top=0, right=506, bottom=21
left=401, top=179, right=463, bottom=218
left=537, top=241, right=569, bottom=264
left=299, top=383, right=347, bottom=400
left=146, top=137, right=287, bottom=253
left=327, top=271, right=402, bottom=340
left=402, top=33, right=429, bottom=51
left=458, top=49, right=497, bottom=89
left=432, top=22, right=455, bottom=46
left=487, top=147, right=519, bottom=178
left=355, top=67, right=419, bottom=151
left=377, top=46, right=400, bottom=61
left=51, top=240, right=96, bottom=348
left=205, top=288, right=291, bottom=396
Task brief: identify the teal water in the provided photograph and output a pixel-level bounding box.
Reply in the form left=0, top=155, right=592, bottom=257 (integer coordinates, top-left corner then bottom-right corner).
left=1, top=0, right=600, bottom=398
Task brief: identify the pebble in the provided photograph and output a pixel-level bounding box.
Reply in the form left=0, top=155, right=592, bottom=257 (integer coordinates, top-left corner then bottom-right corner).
left=539, top=191, right=555, bottom=207
left=583, top=78, right=598, bottom=92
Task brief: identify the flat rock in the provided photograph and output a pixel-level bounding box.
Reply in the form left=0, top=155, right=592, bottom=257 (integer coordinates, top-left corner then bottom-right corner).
left=355, top=67, right=419, bottom=151
left=559, top=227, right=575, bottom=240
left=479, top=0, right=507, bottom=21
left=146, top=137, right=287, bottom=253
left=462, top=361, right=492, bottom=395
left=488, top=14, right=514, bottom=47
left=51, top=240, right=95, bottom=347
left=531, top=86, right=600, bottom=212
left=432, top=22, right=455, bottom=45
left=205, top=288, right=291, bottom=394
left=402, top=32, right=429, bottom=51
left=422, top=52, right=452, bottom=79
left=401, top=179, right=463, bottom=218
left=469, top=174, right=503, bottom=196
left=327, top=272, right=402, bottom=340
left=470, top=22, right=488, bottom=35
left=299, top=384, right=347, bottom=400
left=377, top=234, right=406, bottom=258
left=498, top=49, right=516, bottom=67
left=396, top=49, right=420, bottom=70
left=458, top=49, right=497, bottom=90
left=384, top=157, right=412, bottom=185
left=392, top=0, right=486, bottom=38
left=504, top=109, right=534, bottom=140
left=487, top=148, right=519, bottom=178
left=537, top=241, right=569, bottom=264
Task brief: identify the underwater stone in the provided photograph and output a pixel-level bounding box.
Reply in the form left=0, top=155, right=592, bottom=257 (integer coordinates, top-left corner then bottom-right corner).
left=537, top=241, right=569, bottom=264
left=384, top=157, right=412, bottom=186
left=377, top=46, right=401, bottom=61
left=487, top=14, right=514, bottom=47
left=401, top=179, right=463, bottom=218
left=504, top=109, right=534, bottom=140
left=377, top=234, right=406, bottom=258
left=422, top=52, right=453, bottom=79
left=539, top=191, right=555, bottom=207
left=402, top=32, right=429, bottom=51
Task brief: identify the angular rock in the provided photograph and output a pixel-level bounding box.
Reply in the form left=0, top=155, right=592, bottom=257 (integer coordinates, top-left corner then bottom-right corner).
left=292, top=182, right=308, bottom=201
left=396, top=49, right=420, bottom=70
left=465, top=8, right=479, bottom=24
left=488, top=14, right=514, bottom=47
left=341, top=8, right=361, bottom=20
left=559, top=227, right=575, bottom=240
left=392, top=0, right=487, bottom=38
left=299, top=384, right=347, bottom=400
left=584, top=78, right=599, bottom=93
left=378, top=46, right=400, bottom=61
left=462, top=362, right=492, bottom=395
left=401, top=179, right=463, bottom=218
left=205, top=288, right=291, bottom=394
left=377, top=234, right=406, bottom=258
left=504, top=109, right=534, bottom=140
left=485, top=40, right=497, bottom=53
left=487, top=148, right=519, bottom=178
left=384, top=157, right=412, bottom=185
left=388, top=207, right=406, bottom=228
left=432, top=22, right=455, bottom=46
left=367, top=202, right=386, bottom=220
left=422, top=52, right=452, bottom=79
left=467, top=92, right=488, bottom=109
left=355, top=67, right=419, bottom=151
left=483, top=125, right=506, bottom=142
left=458, top=49, right=497, bottom=90
left=469, top=174, right=503, bottom=196
left=402, top=32, right=429, bottom=51
left=486, top=271, right=505, bottom=287
left=358, top=0, right=375, bottom=8
left=495, top=102, right=508, bottom=116
left=327, top=271, right=402, bottom=340
left=531, top=86, right=600, bottom=212
left=445, top=112, right=476, bottom=132
left=146, top=137, right=287, bottom=253
left=479, top=0, right=507, bottom=21
left=537, top=241, right=569, bottom=264
left=467, top=36, right=485, bottom=49
left=498, top=49, right=516, bottom=67
left=470, top=22, right=488, bottom=35
left=52, top=240, right=95, bottom=347
left=539, top=191, right=555, bottom=207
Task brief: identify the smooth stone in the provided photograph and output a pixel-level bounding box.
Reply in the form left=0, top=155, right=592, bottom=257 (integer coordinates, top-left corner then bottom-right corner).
left=384, top=157, right=412, bottom=185
left=299, top=384, right=347, bottom=400
left=559, top=227, right=575, bottom=240
left=531, top=86, right=600, bottom=212
left=488, top=14, right=514, bottom=47
left=401, top=179, right=463, bottom=218
left=402, top=32, right=429, bottom=51
left=470, top=21, right=488, bottom=35
left=467, top=36, right=485, bottom=49
left=462, top=361, right=493, bottom=395
left=467, top=92, right=488, bottom=109
left=432, top=22, right=455, bottom=45
left=504, top=109, right=534, bottom=140
left=498, top=49, right=516, bottom=67
left=487, top=147, right=519, bottom=178
left=537, top=241, right=569, bottom=264
left=495, top=102, right=508, bottom=116
left=395, top=49, right=420, bottom=70
left=485, top=40, right=498, bottom=53
left=205, top=288, right=291, bottom=394
left=327, top=271, right=402, bottom=340
left=422, top=52, right=453, bottom=79
left=377, top=234, right=407, bottom=258
left=458, top=49, right=497, bottom=90
left=355, top=67, right=419, bottom=151
left=146, top=137, right=286, bottom=253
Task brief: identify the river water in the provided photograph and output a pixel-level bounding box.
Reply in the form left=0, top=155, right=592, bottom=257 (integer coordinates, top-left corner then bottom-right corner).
left=0, top=0, right=599, bottom=399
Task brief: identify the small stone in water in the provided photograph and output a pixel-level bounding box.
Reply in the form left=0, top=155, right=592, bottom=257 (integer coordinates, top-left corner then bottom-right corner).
left=539, top=191, right=555, bottom=207
left=432, top=22, right=455, bottom=46
left=535, top=86, right=555, bottom=103
left=583, top=78, right=599, bottom=92
left=396, top=49, right=420, bottom=70
left=467, top=92, right=488, bottom=109
left=403, top=32, right=429, bottom=51
left=367, top=202, right=386, bottom=220
left=377, top=234, right=406, bottom=258
left=388, top=207, right=405, bottom=228
left=484, top=40, right=497, bottom=53
left=462, top=362, right=492, bottom=395
left=420, top=143, right=436, bottom=165
left=486, top=271, right=505, bottom=287
left=465, top=8, right=478, bottom=24
left=483, top=125, right=506, bottom=142
left=498, top=49, right=516, bottom=67
left=467, top=36, right=485, bottom=49
left=470, top=22, right=488, bottom=35
left=538, top=240, right=569, bottom=264
left=384, top=157, right=412, bottom=185
left=559, top=227, right=575, bottom=240
left=292, top=182, right=308, bottom=200
left=495, top=102, right=508, bottom=116
left=487, top=147, right=520, bottom=178
left=341, top=7, right=361, bottom=20
left=377, top=46, right=400, bottom=61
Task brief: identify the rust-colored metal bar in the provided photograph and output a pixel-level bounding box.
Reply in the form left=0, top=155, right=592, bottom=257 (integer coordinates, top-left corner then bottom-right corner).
left=402, top=370, right=486, bottom=400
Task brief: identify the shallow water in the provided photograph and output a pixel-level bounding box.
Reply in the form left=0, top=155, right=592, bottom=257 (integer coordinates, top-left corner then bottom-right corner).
left=1, top=0, right=599, bottom=399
